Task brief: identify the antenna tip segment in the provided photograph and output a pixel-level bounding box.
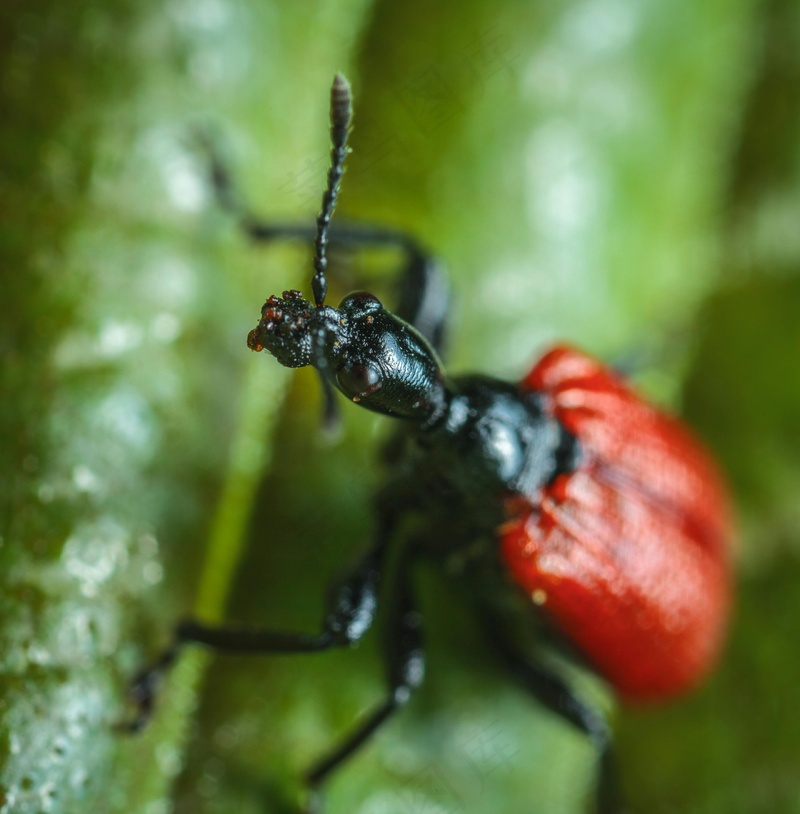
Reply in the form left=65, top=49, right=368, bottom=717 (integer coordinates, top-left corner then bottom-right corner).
left=330, top=73, right=353, bottom=133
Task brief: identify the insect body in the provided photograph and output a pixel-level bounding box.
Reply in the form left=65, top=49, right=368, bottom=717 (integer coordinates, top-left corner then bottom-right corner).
left=130, top=74, right=733, bottom=814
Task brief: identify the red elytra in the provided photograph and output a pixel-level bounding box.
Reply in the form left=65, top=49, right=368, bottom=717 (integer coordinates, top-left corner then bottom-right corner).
left=501, top=345, right=733, bottom=701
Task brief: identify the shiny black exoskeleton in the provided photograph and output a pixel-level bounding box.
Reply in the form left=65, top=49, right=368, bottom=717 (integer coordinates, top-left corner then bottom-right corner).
left=248, top=288, right=447, bottom=423
left=129, top=75, right=620, bottom=814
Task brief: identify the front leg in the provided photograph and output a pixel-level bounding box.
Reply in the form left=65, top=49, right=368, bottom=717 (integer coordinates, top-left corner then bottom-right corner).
left=126, top=540, right=388, bottom=733
left=197, top=136, right=450, bottom=355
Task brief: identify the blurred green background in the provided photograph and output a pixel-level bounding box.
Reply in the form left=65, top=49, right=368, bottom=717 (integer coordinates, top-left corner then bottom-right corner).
left=2, top=0, right=800, bottom=812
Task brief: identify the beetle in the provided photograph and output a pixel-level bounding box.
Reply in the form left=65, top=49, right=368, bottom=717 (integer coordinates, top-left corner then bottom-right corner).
left=129, top=74, right=733, bottom=813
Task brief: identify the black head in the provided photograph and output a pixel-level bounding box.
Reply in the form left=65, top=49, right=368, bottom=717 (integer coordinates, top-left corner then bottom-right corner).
left=247, top=75, right=446, bottom=425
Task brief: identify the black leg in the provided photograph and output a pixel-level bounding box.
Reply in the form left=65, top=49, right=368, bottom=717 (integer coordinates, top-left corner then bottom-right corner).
left=479, top=613, right=625, bottom=814
left=302, top=553, right=425, bottom=813
left=198, top=136, right=450, bottom=354
left=127, top=539, right=389, bottom=733
left=389, top=250, right=449, bottom=356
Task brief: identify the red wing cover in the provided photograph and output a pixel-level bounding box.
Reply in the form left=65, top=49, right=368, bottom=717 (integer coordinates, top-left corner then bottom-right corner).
left=501, top=346, right=733, bottom=701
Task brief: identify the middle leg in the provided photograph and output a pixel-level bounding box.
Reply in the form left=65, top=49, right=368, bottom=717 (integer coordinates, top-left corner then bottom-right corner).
left=303, top=550, right=425, bottom=813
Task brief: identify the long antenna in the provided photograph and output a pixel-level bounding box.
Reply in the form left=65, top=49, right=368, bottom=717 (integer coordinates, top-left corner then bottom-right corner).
left=311, top=73, right=353, bottom=308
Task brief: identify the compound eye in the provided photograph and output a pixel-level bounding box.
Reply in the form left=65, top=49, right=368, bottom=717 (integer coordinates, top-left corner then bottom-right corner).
left=336, top=361, right=383, bottom=400
left=339, top=291, right=382, bottom=315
